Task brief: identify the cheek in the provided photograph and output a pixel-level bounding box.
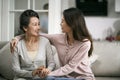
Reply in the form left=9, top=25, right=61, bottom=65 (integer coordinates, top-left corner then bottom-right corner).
left=27, top=27, right=35, bottom=33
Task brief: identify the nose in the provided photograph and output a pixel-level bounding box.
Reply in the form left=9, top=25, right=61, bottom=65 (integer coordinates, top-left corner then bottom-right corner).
left=37, top=25, right=40, bottom=30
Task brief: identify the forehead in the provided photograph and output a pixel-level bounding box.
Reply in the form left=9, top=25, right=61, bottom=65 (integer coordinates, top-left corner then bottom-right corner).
left=30, top=17, right=39, bottom=22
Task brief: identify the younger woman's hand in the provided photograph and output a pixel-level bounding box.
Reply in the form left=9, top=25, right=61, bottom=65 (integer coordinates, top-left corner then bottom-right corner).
left=32, top=69, right=40, bottom=77
left=10, top=38, right=18, bottom=53
left=38, top=68, right=50, bottom=78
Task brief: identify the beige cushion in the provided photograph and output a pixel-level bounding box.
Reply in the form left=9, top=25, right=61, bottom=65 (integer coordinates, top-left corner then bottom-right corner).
left=96, top=77, right=120, bottom=80
left=89, top=54, right=99, bottom=66
left=0, top=43, right=14, bottom=80
left=92, top=41, right=120, bottom=77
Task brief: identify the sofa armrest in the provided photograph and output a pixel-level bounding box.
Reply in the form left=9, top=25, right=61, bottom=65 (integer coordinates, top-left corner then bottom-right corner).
left=0, top=74, right=7, bottom=80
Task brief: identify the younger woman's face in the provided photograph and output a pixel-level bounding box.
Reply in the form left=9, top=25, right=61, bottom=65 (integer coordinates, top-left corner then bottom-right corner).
left=60, top=17, right=72, bottom=33
left=24, top=17, right=40, bottom=37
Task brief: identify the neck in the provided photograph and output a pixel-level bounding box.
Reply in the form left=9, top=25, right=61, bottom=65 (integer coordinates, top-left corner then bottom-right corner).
left=24, top=34, right=39, bottom=51
left=24, top=34, right=39, bottom=43
left=66, top=32, right=74, bottom=45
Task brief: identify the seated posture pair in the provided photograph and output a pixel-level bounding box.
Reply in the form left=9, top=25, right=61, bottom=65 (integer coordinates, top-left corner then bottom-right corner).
left=11, top=8, right=95, bottom=80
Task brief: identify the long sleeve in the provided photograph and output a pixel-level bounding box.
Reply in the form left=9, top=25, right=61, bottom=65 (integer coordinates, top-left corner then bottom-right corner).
left=40, top=33, right=59, bottom=45
left=15, top=34, right=24, bottom=41
left=11, top=45, right=33, bottom=78
left=48, top=41, right=91, bottom=76
left=46, top=41, right=56, bottom=71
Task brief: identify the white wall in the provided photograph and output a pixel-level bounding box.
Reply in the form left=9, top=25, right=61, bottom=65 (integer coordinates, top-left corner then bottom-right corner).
left=0, top=0, right=1, bottom=40
left=85, top=17, right=120, bottom=40
left=115, top=0, right=120, bottom=12
left=62, top=0, right=120, bottom=40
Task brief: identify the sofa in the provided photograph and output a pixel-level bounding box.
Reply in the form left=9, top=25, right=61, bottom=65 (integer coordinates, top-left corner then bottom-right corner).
left=0, top=41, right=120, bottom=80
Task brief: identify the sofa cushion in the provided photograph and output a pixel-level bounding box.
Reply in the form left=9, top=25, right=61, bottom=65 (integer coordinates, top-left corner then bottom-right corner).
left=0, top=42, right=14, bottom=80
left=92, top=41, right=120, bottom=77
left=96, top=77, right=120, bottom=80
left=89, top=54, right=99, bottom=66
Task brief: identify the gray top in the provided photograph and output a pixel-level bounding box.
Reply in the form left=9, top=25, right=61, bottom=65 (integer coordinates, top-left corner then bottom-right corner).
left=12, top=36, right=55, bottom=78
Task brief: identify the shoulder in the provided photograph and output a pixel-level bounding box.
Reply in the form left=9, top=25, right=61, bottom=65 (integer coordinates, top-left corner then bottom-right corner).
left=16, top=39, right=23, bottom=47
left=40, top=36, right=49, bottom=42
left=81, top=39, right=91, bottom=47
left=41, top=33, right=65, bottom=37
left=14, top=39, right=24, bottom=53
left=49, top=33, right=66, bottom=39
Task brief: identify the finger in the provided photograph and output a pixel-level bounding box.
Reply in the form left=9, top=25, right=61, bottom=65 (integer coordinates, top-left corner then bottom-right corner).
left=39, top=72, right=43, bottom=78
left=38, top=66, right=45, bottom=70
left=10, top=42, right=14, bottom=53
left=10, top=43, right=12, bottom=53
left=14, top=41, right=17, bottom=47
left=43, top=69, right=49, bottom=77
left=41, top=70, right=44, bottom=77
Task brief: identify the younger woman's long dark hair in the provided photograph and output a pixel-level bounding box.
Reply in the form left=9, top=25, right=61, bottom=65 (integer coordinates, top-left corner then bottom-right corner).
left=63, top=8, right=93, bottom=57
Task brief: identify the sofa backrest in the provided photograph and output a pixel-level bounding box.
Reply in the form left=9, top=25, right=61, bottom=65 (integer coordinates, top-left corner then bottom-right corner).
left=0, top=41, right=8, bottom=49
left=0, top=41, right=14, bottom=79
left=91, top=41, right=120, bottom=77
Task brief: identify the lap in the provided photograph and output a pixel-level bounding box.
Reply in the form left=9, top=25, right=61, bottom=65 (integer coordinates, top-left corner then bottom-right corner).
left=14, top=76, right=85, bottom=80
left=46, top=76, right=85, bottom=80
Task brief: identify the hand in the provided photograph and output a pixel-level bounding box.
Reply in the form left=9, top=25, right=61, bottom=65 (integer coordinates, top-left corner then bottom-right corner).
left=32, top=69, right=40, bottom=77
left=38, top=68, right=50, bottom=78
left=32, top=66, right=45, bottom=77
left=37, top=66, right=45, bottom=71
left=10, top=38, right=18, bottom=53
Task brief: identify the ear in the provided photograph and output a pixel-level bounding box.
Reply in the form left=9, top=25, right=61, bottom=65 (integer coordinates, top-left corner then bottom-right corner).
left=23, top=27, right=27, bottom=32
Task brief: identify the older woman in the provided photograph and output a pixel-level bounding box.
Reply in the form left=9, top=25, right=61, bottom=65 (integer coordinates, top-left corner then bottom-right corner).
left=11, top=9, right=55, bottom=80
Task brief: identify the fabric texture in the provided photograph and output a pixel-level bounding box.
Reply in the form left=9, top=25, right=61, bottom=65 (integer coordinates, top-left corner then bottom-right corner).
left=92, top=41, right=120, bottom=77
left=89, top=54, right=99, bottom=66
left=12, top=36, right=55, bottom=79
left=0, top=42, right=14, bottom=80
left=41, top=33, right=95, bottom=80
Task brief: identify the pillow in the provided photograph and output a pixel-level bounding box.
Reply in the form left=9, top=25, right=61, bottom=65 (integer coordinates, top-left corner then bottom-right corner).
left=89, top=54, right=99, bottom=66
left=0, top=42, right=14, bottom=80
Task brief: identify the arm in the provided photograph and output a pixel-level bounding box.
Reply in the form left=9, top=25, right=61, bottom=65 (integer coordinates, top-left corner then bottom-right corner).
left=10, top=34, right=25, bottom=53
left=48, top=41, right=91, bottom=76
left=13, top=34, right=25, bottom=41
left=11, top=45, right=33, bottom=78
left=11, top=33, right=58, bottom=53
left=37, top=40, right=56, bottom=78
left=46, top=41, right=56, bottom=71
left=40, top=33, right=60, bottom=45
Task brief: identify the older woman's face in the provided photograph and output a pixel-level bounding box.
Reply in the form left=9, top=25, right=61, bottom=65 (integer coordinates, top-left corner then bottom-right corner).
left=60, top=17, right=72, bottom=33
left=24, top=17, right=40, bottom=37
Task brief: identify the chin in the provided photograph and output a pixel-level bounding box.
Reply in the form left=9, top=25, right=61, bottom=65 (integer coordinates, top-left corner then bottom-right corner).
left=32, top=34, right=39, bottom=37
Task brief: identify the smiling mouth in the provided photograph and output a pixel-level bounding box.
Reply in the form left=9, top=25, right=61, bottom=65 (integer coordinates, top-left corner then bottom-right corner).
left=35, top=31, right=39, bottom=34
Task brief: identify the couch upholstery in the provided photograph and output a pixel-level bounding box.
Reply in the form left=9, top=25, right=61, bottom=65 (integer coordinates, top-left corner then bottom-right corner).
left=91, top=41, right=120, bottom=80
left=0, top=41, right=120, bottom=80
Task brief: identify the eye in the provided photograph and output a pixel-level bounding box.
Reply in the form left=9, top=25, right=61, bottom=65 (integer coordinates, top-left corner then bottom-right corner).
left=38, top=22, right=40, bottom=25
